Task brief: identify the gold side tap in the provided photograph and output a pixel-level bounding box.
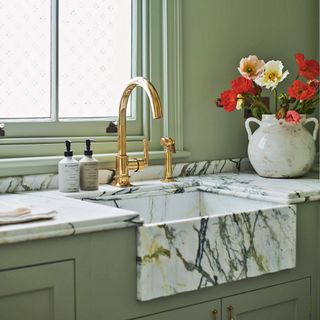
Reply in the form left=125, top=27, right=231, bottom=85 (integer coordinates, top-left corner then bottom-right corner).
left=160, top=137, right=176, bottom=182
left=114, top=77, right=163, bottom=187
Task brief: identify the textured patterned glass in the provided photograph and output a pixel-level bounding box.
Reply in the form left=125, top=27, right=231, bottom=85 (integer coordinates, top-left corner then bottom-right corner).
left=0, top=0, right=51, bottom=119
left=59, top=0, right=131, bottom=118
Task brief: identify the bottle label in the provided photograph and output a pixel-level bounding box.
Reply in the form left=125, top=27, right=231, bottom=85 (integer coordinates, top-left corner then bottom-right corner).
left=80, top=162, right=99, bottom=191
left=59, top=162, right=79, bottom=192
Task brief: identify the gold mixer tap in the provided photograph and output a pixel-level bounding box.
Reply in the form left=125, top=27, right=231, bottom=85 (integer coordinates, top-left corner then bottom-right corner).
left=114, top=77, right=163, bottom=187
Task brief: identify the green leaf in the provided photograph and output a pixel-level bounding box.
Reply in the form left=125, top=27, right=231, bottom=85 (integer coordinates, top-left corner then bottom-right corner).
left=306, top=108, right=315, bottom=114
left=252, top=107, right=262, bottom=120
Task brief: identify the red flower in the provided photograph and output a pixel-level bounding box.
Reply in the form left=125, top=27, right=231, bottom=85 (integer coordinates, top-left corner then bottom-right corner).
left=295, top=53, right=320, bottom=80
left=231, top=77, right=255, bottom=95
left=285, top=110, right=301, bottom=124
left=219, top=89, right=237, bottom=112
left=288, top=80, right=316, bottom=101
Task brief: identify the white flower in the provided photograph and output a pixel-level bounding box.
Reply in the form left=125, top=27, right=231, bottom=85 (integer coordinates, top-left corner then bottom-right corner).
left=236, top=94, right=244, bottom=110
left=254, top=60, right=289, bottom=90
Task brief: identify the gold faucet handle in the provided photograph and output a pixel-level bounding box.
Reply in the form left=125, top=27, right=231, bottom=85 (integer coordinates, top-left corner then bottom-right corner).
left=128, top=138, right=149, bottom=172
left=160, top=137, right=176, bottom=183
left=160, top=137, right=176, bottom=153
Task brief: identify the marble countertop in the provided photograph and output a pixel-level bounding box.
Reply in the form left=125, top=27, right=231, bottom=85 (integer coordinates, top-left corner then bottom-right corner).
left=194, top=172, right=320, bottom=204
left=0, top=190, right=140, bottom=245
left=0, top=171, right=319, bottom=245
left=73, top=172, right=320, bottom=204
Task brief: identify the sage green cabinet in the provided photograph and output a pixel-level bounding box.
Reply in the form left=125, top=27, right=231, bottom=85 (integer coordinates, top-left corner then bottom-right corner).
left=0, top=201, right=318, bottom=320
left=137, top=279, right=310, bottom=320
left=137, top=299, right=220, bottom=320
left=0, top=261, right=75, bottom=320
left=221, top=278, right=310, bottom=320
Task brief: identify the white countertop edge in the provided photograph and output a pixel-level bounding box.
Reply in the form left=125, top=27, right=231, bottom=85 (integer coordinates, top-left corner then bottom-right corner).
left=0, top=220, right=138, bottom=245
left=201, top=187, right=320, bottom=204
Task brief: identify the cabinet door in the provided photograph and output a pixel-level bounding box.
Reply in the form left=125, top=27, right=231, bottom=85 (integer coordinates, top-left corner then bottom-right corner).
left=221, top=278, right=310, bottom=320
left=0, top=261, right=75, bottom=320
left=138, top=300, right=221, bottom=320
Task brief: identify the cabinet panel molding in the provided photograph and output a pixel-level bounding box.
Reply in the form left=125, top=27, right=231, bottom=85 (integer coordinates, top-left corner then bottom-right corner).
left=0, top=261, right=75, bottom=320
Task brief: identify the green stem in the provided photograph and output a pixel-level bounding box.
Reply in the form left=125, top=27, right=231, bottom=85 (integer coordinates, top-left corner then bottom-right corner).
left=293, top=100, right=300, bottom=110
left=253, top=82, right=262, bottom=98
left=252, top=100, right=270, bottom=114
left=312, top=98, right=319, bottom=105
left=273, top=88, right=278, bottom=113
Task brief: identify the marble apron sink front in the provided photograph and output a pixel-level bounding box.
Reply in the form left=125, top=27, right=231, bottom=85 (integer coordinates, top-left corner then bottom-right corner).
left=83, top=187, right=297, bottom=301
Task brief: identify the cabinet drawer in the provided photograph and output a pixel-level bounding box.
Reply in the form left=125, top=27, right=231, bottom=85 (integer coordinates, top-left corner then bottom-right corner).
left=137, top=299, right=220, bottom=320
left=0, top=261, right=75, bottom=320
left=222, top=278, right=310, bottom=320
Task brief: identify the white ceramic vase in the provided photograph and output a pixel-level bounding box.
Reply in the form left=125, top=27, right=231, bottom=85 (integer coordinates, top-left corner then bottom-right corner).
left=245, top=115, right=319, bottom=178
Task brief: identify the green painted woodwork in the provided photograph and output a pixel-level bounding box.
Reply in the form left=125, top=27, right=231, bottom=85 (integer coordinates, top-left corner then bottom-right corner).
left=0, top=261, right=75, bottom=320
left=221, top=279, right=310, bottom=320
left=182, top=0, right=319, bottom=161
left=137, top=279, right=310, bottom=320
left=0, top=150, right=191, bottom=177
left=0, top=201, right=318, bottom=320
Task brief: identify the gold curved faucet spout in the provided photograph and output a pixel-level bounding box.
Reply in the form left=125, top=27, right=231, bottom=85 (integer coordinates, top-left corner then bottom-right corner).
left=114, top=77, right=163, bottom=187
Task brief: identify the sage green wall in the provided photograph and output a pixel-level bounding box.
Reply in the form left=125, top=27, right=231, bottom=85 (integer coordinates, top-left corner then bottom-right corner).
left=182, top=0, right=319, bottom=161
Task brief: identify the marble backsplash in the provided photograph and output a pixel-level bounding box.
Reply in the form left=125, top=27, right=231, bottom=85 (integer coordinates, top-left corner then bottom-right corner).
left=0, top=158, right=252, bottom=194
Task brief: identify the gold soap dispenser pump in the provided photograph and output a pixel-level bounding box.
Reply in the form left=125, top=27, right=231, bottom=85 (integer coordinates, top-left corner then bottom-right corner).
left=160, top=137, right=176, bottom=182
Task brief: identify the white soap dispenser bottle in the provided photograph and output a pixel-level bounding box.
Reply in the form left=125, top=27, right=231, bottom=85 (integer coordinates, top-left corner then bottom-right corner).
left=79, top=139, right=99, bottom=191
left=59, top=140, right=79, bottom=192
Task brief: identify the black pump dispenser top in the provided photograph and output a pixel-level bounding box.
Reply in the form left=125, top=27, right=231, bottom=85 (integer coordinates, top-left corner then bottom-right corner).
left=64, top=140, right=73, bottom=157
left=84, top=139, right=94, bottom=156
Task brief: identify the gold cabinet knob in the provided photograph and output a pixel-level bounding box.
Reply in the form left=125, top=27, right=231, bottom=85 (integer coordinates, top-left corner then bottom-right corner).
left=227, top=306, right=235, bottom=320
left=211, top=309, right=218, bottom=320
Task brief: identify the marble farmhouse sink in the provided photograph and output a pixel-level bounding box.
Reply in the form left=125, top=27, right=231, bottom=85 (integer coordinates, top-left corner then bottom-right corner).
left=82, top=185, right=297, bottom=301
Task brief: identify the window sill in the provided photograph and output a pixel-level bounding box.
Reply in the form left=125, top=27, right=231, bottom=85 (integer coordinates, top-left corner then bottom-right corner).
left=0, top=150, right=191, bottom=177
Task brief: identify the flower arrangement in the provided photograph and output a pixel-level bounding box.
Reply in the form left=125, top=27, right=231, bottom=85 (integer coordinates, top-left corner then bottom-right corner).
left=217, top=53, right=320, bottom=123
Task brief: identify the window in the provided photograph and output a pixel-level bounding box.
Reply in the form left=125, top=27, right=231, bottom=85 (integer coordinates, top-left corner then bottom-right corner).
left=59, top=0, right=132, bottom=119
left=0, top=0, right=132, bottom=123
left=0, top=0, right=185, bottom=176
left=0, top=0, right=51, bottom=119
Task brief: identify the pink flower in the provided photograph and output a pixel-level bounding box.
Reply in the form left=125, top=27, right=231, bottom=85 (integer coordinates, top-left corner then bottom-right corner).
left=285, top=110, right=301, bottom=124
left=238, top=55, right=265, bottom=80
left=307, top=79, right=320, bottom=89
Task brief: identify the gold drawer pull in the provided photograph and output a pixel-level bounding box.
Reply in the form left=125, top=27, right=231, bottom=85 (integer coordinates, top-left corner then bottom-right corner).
left=211, top=309, right=218, bottom=320
left=227, top=305, right=235, bottom=320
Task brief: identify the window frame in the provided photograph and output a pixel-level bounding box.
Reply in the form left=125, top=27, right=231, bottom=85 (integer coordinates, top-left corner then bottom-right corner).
left=1, top=0, right=141, bottom=133
left=0, top=0, right=188, bottom=177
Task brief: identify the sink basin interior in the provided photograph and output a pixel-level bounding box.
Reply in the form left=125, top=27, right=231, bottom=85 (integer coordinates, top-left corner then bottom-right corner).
left=83, top=188, right=281, bottom=224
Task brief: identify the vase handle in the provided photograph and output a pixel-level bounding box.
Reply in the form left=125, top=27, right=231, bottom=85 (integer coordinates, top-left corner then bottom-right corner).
left=304, top=117, right=319, bottom=141
left=245, top=117, right=261, bottom=140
